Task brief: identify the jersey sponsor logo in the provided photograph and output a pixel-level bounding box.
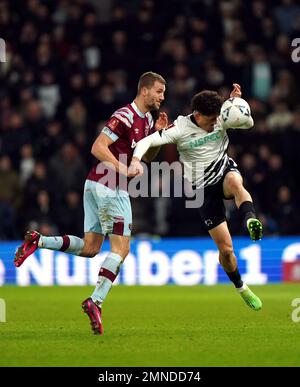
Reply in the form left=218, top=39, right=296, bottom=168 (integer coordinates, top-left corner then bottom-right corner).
left=188, top=129, right=225, bottom=149
left=107, top=117, right=119, bottom=130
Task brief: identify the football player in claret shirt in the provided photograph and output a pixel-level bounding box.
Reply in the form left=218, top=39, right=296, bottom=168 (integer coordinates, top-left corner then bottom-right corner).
left=14, top=71, right=168, bottom=334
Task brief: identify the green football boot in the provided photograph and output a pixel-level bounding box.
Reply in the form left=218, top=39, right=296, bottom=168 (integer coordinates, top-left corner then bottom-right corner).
left=239, top=284, right=262, bottom=311
left=247, top=218, right=263, bottom=241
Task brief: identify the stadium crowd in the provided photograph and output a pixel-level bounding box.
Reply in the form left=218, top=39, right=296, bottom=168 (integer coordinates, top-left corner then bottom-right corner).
left=0, top=0, right=300, bottom=239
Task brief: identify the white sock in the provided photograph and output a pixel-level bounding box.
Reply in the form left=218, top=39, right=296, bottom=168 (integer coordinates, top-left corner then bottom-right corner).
left=237, top=283, right=248, bottom=292
left=39, top=235, right=84, bottom=255
left=91, top=252, right=123, bottom=307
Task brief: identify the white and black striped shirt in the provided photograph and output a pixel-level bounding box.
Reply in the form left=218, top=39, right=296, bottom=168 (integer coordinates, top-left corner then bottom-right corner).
left=133, top=112, right=253, bottom=189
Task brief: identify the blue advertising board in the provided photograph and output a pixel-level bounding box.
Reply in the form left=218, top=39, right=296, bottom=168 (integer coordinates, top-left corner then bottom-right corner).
left=0, top=237, right=300, bottom=286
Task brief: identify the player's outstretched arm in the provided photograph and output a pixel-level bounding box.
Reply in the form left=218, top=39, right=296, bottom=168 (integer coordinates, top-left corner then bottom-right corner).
left=129, top=122, right=180, bottom=174
left=142, top=112, right=169, bottom=162
left=133, top=131, right=167, bottom=161
left=133, top=123, right=179, bottom=161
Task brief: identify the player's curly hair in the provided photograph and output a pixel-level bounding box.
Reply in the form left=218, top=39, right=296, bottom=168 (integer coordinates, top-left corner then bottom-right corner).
left=191, top=91, right=224, bottom=116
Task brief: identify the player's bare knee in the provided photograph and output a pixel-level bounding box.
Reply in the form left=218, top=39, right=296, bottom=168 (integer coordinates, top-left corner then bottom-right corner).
left=219, top=244, right=233, bottom=261
left=81, top=246, right=99, bottom=258
left=228, top=177, right=242, bottom=192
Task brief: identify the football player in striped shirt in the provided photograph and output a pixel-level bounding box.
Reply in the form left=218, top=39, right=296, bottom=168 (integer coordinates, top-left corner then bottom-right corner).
left=130, top=84, right=263, bottom=311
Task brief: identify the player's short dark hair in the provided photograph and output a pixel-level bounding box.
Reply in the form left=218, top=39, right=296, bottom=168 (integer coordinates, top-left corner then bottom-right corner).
left=191, top=91, right=224, bottom=116
left=137, top=71, right=166, bottom=94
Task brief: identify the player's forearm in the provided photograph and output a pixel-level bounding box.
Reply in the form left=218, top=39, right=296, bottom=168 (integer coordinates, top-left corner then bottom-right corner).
left=133, top=132, right=164, bottom=160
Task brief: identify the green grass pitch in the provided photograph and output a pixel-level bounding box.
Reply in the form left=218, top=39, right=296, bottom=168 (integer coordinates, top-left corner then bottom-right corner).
left=0, top=284, right=300, bottom=366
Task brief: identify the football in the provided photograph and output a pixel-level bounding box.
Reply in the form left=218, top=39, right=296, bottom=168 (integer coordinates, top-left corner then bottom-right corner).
left=220, top=97, right=251, bottom=128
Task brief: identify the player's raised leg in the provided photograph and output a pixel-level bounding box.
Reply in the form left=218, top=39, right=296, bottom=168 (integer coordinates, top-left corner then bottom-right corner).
left=14, top=231, right=104, bottom=267
left=223, top=171, right=263, bottom=241
left=14, top=179, right=106, bottom=267
left=209, top=221, right=262, bottom=311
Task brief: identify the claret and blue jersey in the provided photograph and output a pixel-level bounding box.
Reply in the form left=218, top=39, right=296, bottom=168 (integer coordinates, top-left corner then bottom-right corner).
left=84, top=101, right=155, bottom=237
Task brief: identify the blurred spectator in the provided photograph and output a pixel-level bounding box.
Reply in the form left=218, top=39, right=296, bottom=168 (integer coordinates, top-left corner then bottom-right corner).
left=24, top=99, right=46, bottom=140
left=272, top=186, right=299, bottom=235
left=66, top=98, right=87, bottom=135
left=102, top=30, right=132, bottom=73
left=269, top=69, right=299, bottom=108
left=265, top=154, right=288, bottom=205
left=49, top=142, right=87, bottom=197
left=56, top=191, right=84, bottom=236
left=20, top=144, right=35, bottom=185
left=0, top=155, right=22, bottom=239
left=97, top=84, right=118, bottom=119
left=1, top=112, right=32, bottom=164
left=37, top=71, right=61, bottom=119
left=266, top=100, right=293, bottom=131
left=28, top=190, right=55, bottom=226
left=0, top=155, right=22, bottom=210
left=273, top=0, right=300, bottom=35
left=35, top=120, right=68, bottom=159
left=24, top=161, right=52, bottom=205
left=82, top=32, right=101, bottom=70
left=250, top=47, right=273, bottom=102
